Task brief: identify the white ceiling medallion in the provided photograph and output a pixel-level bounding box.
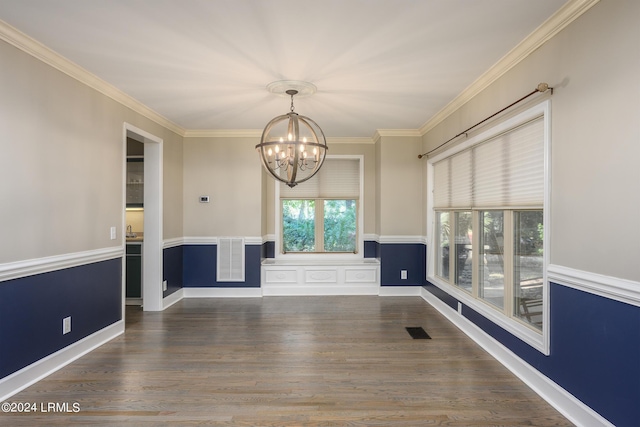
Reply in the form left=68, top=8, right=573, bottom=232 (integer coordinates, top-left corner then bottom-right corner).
left=266, top=80, right=317, bottom=98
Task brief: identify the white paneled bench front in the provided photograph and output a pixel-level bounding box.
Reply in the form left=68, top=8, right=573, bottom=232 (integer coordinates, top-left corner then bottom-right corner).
left=261, top=259, right=380, bottom=296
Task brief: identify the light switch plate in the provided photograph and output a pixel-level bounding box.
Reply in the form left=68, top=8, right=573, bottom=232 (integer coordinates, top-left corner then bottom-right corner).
left=110, top=226, right=116, bottom=240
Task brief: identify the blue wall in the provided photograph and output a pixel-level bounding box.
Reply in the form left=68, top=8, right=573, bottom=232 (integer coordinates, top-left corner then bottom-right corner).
left=424, top=281, right=640, bottom=426
left=0, top=259, right=122, bottom=379
left=183, top=244, right=261, bottom=288
left=364, top=240, right=379, bottom=259
left=380, top=243, right=425, bottom=286
left=261, top=240, right=275, bottom=259
left=163, top=246, right=183, bottom=297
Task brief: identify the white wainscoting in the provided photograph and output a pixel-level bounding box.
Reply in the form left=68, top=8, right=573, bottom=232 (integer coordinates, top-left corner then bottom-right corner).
left=261, top=259, right=380, bottom=296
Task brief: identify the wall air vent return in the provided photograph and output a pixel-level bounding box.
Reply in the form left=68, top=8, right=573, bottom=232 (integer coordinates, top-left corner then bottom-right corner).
left=217, top=237, right=245, bottom=282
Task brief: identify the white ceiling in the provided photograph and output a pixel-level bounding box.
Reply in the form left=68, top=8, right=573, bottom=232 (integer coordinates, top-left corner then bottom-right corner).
left=0, top=0, right=568, bottom=138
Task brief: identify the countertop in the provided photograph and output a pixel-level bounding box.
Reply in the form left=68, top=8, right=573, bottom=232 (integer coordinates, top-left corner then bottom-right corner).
left=126, top=232, right=144, bottom=243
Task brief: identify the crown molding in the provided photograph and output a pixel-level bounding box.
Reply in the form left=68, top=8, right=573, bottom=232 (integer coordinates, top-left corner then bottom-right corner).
left=1, top=0, right=599, bottom=141
left=417, top=0, right=600, bottom=136
left=183, top=130, right=375, bottom=145
left=0, top=19, right=185, bottom=137
left=374, top=129, right=422, bottom=138
left=183, top=129, right=263, bottom=138
left=327, top=137, right=375, bottom=145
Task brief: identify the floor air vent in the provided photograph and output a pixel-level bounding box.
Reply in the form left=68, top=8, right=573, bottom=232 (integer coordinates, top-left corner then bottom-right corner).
left=405, top=327, right=431, bottom=339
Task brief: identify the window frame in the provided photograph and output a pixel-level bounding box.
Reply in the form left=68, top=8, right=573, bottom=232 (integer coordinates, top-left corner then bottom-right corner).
left=427, top=101, right=551, bottom=354
left=281, top=198, right=359, bottom=254
left=275, top=155, right=365, bottom=260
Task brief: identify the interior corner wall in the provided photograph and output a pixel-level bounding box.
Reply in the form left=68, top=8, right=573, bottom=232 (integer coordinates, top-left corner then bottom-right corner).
left=375, top=137, right=382, bottom=237
left=377, top=135, right=423, bottom=237
left=162, top=132, right=184, bottom=241
left=376, top=135, right=424, bottom=286
left=420, top=2, right=640, bottom=425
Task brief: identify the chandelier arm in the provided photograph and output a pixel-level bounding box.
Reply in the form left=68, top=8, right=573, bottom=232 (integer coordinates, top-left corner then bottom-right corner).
left=297, top=115, right=328, bottom=170
left=286, top=113, right=300, bottom=185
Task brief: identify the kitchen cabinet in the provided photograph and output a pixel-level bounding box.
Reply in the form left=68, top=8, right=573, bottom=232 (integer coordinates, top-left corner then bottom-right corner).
left=126, top=157, right=144, bottom=207
left=126, top=243, right=142, bottom=299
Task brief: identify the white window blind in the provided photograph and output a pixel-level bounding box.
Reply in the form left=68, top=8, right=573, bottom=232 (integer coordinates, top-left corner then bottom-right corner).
left=433, top=116, right=543, bottom=209
left=280, top=158, right=360, bottom=199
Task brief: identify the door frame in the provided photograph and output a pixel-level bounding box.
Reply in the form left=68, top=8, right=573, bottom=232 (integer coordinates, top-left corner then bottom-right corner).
left=123, top=123, right=164, bottom=312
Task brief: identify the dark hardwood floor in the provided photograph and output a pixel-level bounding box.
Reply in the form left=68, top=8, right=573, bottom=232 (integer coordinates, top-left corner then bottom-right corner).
left=2, top=296, right=572, bottom=426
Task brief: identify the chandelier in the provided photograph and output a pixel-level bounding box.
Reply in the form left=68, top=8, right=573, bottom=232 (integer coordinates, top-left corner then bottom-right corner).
left=256, top=82, right=328, bottom=188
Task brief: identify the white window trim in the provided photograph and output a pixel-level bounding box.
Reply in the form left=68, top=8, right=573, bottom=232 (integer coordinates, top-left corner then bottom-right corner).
left=426, top=100, right=551, bottom=355
left=274, top=155, right=365, bottom=261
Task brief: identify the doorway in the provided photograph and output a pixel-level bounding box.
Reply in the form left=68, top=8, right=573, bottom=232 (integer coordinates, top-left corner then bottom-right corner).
left=123, top=123, right=163, bottom=312
left=125, top=138, right=144, bottom=306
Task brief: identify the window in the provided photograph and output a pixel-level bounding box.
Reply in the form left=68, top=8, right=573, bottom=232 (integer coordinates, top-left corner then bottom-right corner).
left=279, top=157, right=361, bottom=254
left=282, top=199, right=357, bottom=252
left=429, top=102, right=549, bottom=353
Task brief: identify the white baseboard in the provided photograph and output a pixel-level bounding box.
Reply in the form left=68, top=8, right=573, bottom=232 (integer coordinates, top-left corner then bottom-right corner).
left=162, top=288, right=184, bottom=309
left=420, top=288, right=614, bottom=427
left=379, top=286, right=422, bottom=296
left=0, top=320, right=124, bottom=402
left=261, top=284, right=378, bottom=296
left=182, top=287, right=263, bottom=298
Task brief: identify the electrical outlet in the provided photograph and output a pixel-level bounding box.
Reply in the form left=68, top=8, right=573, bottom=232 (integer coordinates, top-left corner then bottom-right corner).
left=163, top=280, right=168, bottom=291
left=63, top=316, right=71, bottom=334
left=401, top=270, right=408, bottom=280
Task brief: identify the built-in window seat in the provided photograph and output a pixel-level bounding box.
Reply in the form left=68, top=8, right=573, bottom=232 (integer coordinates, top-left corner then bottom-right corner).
left=261, top=258, right=380, bottom=296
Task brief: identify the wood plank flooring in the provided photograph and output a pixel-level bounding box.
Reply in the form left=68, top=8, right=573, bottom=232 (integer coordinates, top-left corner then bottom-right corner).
left=2, top=296, right=573, bottom=426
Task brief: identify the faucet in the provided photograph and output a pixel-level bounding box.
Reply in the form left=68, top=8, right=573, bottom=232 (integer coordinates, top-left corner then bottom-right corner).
left=127, top=225, right=133, bottom=236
